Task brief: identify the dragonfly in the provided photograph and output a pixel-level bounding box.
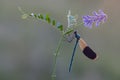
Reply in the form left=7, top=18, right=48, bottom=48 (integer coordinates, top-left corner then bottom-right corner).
left=68, top=31, right=98, bottom=72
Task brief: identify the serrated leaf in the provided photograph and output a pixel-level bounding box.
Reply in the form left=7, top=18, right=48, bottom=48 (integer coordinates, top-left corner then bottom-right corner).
left=45, top=14, right=51, bottom=23
left=37, top=14, right=41, bottom=19
left=34, top=14, right=37, bottom=18
left=52, top=20, right=56, bottom=26
left=39, top=14, right=44, bottom=19
left=58, top=25, right=63, bottom=31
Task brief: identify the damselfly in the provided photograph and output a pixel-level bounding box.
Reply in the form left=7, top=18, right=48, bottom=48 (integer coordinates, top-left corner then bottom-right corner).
left=68, top=31, right=98, bottom=72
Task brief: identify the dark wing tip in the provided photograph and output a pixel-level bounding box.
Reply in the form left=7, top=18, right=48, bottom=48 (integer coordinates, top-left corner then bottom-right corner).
left=83, top=46, right=98, bottom=60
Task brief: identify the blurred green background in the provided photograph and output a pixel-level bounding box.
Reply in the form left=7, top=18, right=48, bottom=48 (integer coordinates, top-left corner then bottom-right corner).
left=0, top=0, right=120, bottom=80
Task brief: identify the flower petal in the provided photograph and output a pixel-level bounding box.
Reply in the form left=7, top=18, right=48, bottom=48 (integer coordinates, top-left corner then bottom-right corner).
left=82, top=10, right=107, bottom=28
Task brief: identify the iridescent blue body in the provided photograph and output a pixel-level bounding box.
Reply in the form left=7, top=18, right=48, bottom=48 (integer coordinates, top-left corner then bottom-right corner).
left=69, top=31, right=80, bottom=72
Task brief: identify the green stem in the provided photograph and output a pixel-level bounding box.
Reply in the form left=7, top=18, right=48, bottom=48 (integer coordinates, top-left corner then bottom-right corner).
left=51, top=35, right=64, bottom=80
left=73, top=23, right=83, bottom=29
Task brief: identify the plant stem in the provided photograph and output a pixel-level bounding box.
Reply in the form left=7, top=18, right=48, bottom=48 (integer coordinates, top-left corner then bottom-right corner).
left=51, top=35, right=64, bottom=80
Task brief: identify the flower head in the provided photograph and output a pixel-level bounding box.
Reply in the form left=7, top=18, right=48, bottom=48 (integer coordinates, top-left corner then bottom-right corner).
left=67, top=10, right=77, bottom=28
left=82, top=10, right=107, bottom=28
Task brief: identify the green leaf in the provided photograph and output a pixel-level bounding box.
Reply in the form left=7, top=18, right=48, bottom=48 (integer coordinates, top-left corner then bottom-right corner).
left=38, top=14, right=44, bottom=19
left=21, top=14, right=28, bottom=19
left=58, top=25, right=63, bottom=31
left=52, top=20, right=56, bottom=26
left=45, top=14, right=51, bottom=23
left=34, top=14, right=37, bottom=18
left=37, top=14, right=40, bottom=19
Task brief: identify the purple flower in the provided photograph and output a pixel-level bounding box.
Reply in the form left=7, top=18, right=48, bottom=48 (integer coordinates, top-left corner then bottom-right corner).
left=82, top=10, right=107, bottom=28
